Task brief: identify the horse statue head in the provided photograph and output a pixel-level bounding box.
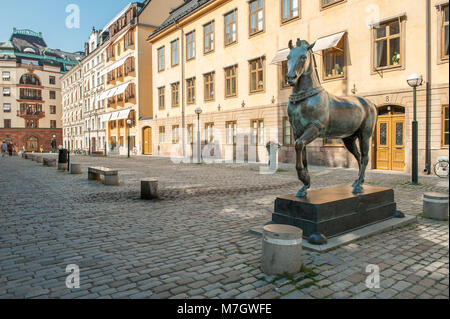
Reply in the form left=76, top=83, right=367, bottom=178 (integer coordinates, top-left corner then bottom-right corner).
left=286, top=38, right=316, bottom=86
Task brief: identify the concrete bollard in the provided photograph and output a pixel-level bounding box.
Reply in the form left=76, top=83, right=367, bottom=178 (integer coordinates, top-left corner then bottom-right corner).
left=141, top=178, right=159, bottom=199
left=262, top=224, right=303, bottom=275
left=58, top=163, right=67, bottom=171
left=70, top=164, right=82, bottom=174
left=423, top=192, right=449, bottom=221
left=104, top=175, right=119, bottom=186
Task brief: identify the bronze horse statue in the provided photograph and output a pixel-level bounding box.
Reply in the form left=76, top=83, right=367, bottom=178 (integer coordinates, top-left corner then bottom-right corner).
left=286, top=38, right=377, bottom=197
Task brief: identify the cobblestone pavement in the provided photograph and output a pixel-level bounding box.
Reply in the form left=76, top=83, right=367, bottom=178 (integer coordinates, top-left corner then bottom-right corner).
left=0, top=155, right=448, bottom=299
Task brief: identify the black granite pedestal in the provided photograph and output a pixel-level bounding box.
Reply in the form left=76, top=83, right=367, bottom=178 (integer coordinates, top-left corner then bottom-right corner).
left=273, top=185, right=400, bottom=244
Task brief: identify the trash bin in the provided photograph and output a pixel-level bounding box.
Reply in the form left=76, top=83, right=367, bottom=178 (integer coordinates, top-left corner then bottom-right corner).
left=58, top=148, right=68, bottom=170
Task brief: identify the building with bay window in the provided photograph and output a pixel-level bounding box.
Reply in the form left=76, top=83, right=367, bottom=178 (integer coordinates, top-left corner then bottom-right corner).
left=0, top=28, right=82, bottom=152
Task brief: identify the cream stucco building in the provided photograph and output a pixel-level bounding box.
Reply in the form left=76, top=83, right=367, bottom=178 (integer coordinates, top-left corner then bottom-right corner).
left=142, top=0, right=449, bottom=174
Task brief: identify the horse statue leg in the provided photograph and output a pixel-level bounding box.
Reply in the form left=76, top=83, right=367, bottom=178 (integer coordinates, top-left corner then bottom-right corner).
left=352, top=131, right=371, bottom=194
left=342, top=135, right=362, bottom=188
left=295, top=125, right=320, bottom=198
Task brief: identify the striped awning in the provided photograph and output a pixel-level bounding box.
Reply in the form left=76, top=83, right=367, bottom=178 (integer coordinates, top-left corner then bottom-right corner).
left=312, top=31, right=346, bottom=52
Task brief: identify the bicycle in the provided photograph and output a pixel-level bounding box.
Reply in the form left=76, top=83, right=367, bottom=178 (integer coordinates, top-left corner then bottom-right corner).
left=434, top=155, right=449, bottom=178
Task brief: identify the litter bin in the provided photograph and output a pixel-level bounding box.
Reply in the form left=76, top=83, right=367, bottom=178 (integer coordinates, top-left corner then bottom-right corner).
left=58, top=148, right=68, bottom=170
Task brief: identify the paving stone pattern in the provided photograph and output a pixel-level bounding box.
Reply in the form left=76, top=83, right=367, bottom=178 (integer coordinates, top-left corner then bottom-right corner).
left=0, top=155, right=448, bottom=299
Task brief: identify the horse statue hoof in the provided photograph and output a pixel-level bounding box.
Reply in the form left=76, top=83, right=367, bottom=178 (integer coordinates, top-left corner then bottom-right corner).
left=296, top=188, right=307, bottom=198
left=352, top=184, right=363, bottom=194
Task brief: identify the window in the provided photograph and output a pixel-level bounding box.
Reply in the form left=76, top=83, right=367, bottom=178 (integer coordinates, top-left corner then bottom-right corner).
left=171, top=39, right=179, bottom=66
left=323, top=36, right=345, bottom=80
left=187, top=124, right=194, bottom=144
left=224, top=65, right=237, bottom=98
left=282, top=0, right=299, bottom=22
left=4, top=119, right=11, bottom=128
left=249, top=57, right=265, bottom=93
left=49, top=76, right=56, bottom=85
left=26, top=119, right=38, bottom=128
left=321, top=0, right=345, bottom=9
left=204, top=21, right=214, bottom=54
left=2, top=71, right=10, bottom=81
left=50, top=105, right=56, bottom=114
left=443, top=105, right=449, bottom=147
left=281, top=61, right=290, bottom=88
left=125, top=29, right=134, bottom=50
left=373, top=20, right=402, bottom=70
left=172, top=125, right=180, bottom=144
left=3, top=103, right=11, bottom=112
left=3, top=87, right=10, bottom=96
left=50, top=91, right=56, bottom=99
left=50, top=120, right=57, bottom=129
left=159, top=126, right=165, bottom=143
left=204, top=72, right=215, bottom=101
left=157, top=47, right=165, bottom=71
left=441, top=5, right=449, bottom=60
left=186, top=77, right=196, bottom=104
left=249, top=0, right=264, bottom=35
left=158, top=87, right=165, bottom=110
left=251, top=119, right=264, bottom=144
left=224, top=9, right=237, bottom=46
left=205, top=122, right=214, bottom=143
left=110, top=121, right=116, bottom=129
left=283, top=117, right=293, bottom=145
left=324, top=138, right=344, bottom=146
left=171, top=82, right=179, bottom=107
left=226, top=121, right=237, bottom=144
left=186, top=31, right=196, bottom=60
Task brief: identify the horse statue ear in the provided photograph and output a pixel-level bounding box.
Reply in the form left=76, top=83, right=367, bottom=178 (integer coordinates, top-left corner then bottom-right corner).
left=307, top=42, right=316, bottom=51
left=296, top=38, right=302, bottom=47
left=288, top=40, right=293, bottom=50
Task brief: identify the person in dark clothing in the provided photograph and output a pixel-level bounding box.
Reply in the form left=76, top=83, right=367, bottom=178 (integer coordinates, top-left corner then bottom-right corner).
left=7, top=142, right=13, bottom=156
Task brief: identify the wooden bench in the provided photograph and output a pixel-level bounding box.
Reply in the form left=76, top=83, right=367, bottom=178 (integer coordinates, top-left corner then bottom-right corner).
left=88, top=167, right=119, bottom=186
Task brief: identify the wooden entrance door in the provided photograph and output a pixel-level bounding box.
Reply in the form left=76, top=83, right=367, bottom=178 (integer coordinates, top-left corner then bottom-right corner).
left=26, top=137, right=38, bottom=152
left=375, top=106, right=405, bottom=171
left=143, top=127, right=152, bottom=155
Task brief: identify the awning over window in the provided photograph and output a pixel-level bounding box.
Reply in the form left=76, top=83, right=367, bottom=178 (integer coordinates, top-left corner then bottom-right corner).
left=270, top=48, right=290, bottom=64
left=100, top=113, right=112, bottom=122
left=100, top=52, right=136, bottom=76
left=116, top=108, right=132, bottom=120
left=97, top=80, right=134, bottom=101
left=110, top=112, right=120, bottom=121
left=312, top=31, right=346, bottom=52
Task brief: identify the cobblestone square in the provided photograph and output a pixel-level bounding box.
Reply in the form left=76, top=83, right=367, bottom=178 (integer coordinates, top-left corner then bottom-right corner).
left=0, top=155, right=448, bottom=299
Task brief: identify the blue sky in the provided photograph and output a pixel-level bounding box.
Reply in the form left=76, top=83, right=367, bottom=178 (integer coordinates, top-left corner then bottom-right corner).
left=0, top=0, right=134, bottom=53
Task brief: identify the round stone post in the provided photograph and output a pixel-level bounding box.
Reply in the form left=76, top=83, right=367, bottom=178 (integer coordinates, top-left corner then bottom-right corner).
left=423, top=192, right=449, bottom=221
left=70, top=164, right=82, bottom=174
left=262, top=224, right=303, bottom=275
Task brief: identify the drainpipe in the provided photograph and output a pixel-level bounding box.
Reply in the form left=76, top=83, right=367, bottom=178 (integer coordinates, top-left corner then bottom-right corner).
left=174, top=19, right=186, bottom=158
left=425, top=0, right=431, bottom=174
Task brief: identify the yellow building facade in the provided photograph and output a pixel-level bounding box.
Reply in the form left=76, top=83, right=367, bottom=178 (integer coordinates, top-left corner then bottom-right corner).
left=143, top=0, right=448, bottom=173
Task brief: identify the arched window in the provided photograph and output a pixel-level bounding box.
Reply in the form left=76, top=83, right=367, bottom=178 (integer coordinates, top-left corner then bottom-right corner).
left=19, top=73, right=41, bottom=86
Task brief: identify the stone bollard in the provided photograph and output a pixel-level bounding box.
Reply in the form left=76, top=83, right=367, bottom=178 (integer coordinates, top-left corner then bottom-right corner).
left=423, top=192, right=449, bottom=221
left=141, top=178, right=159, bottom=199
left=58, top=163, right=67, bottom=171
left=47, top=159, right=56, bottom=167
left=70, top=164, right=82, bottom=174
left=36, top=156, right=43, bottom=163
left=262, top=224, right=303, bottom=275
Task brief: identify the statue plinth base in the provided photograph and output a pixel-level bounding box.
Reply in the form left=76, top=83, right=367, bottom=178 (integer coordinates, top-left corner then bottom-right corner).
left=273, top=185, right=399, bottom=244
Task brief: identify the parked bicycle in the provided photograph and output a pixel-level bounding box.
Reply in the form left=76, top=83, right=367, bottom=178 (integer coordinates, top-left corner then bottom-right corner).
left=434, top=155, right=449, bottom=178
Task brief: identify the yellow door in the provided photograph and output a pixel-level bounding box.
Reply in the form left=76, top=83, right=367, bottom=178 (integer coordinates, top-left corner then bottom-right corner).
left=376, top=117, right=391, bottom=170
left=375, top=109, right=405, bottom=171
left=143, top=127, right=152, bottom=155
left=391, top=116, right=405, bottom=171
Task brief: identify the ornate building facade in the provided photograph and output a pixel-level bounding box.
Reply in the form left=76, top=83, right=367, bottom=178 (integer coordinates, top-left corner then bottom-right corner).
left=0, top=28, right=82, bottom=151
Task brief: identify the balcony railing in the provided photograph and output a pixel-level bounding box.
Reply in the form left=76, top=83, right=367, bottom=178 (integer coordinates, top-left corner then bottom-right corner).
left=17, top=110, right=45, bottom=118
left=19, top=95, right=43, bottom=101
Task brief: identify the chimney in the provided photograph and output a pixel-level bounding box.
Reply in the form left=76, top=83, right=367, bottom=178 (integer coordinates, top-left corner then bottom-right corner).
left=84, top=42, right=89, bottom=56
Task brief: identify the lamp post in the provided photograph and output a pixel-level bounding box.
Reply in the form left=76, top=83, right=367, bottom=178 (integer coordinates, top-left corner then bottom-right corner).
left=407, top=73, right=423, bottom=185
left=195, top=107, right=202, bottom=163
left=127, top=119, right=132, bottom=158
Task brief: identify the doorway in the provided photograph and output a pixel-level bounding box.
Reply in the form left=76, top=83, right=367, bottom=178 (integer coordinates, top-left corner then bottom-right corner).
left=143, top=127, right=152, bottom=155
left=375, top=105, right=405, bottom=171
left=26, top=136, right=38, bottom=152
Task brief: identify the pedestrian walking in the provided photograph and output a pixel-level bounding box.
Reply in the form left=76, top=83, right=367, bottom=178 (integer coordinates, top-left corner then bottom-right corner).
left=7, top=142, right=13, bottom=156
left=1, top=141, right=7, bottom=157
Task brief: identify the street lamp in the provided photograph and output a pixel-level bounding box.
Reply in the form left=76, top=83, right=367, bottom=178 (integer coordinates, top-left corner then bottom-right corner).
left=407, top=73, right=423, bottom=185
left=127, top=119, right=132, bottom=158
left=195, top=107, right=202, bottom=163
